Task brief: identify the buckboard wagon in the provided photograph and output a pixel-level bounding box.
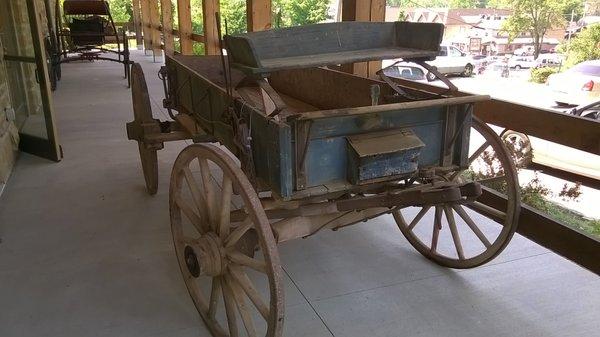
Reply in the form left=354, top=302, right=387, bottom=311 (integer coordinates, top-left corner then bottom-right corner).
left=127, top=21, right=519, bottom=337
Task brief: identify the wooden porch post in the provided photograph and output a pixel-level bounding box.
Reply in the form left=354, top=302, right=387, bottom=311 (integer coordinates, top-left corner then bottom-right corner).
left=160, top=0, right=175, bottom=54
left=148, top=0, right=162, bottom=58
left=139, top=0, right=151, bottom=52
left=247, top=0, right=271, bottom=32
left=202, top=0, right=220, bottom=55
left=132, top=0, right=143, bottom=49
left=177, top=0, right=193, bottom=54
left=341, top=0, right=386, bottom=78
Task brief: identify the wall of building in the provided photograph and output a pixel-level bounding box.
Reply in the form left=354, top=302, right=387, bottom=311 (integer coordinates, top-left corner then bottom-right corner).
left=0, top=45, right=20, bottom=189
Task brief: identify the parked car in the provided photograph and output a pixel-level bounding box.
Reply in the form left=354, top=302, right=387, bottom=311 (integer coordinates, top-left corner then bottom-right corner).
left=508, top=56, right=536, bottom=69
left=381, top=63, right=426, bottom=81
left=501, top=130, right=600, bottom=182
left=513, top=45, right=534, bottom=56
left=547, top=60, right=600, bottom=106
left=425, top=44, right=474, bottom=81
left=535, top=54, right=563, bottom=68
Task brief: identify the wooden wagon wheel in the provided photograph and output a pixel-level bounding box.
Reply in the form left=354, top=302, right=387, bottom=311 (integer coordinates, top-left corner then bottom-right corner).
left=170, top=144, right=284, bottom=337
left=394, top=117, right=520, bottom=269
left=129, top=63, right=160, bottom=195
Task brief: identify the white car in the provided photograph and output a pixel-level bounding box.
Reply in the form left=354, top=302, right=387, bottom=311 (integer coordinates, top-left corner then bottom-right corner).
left=547, top=60, right=600, bottom=106
left=425, top=44, right=474, bottom=81
left=514, top=45, right=534, bottom=56
left=508, top=56, right=536, bottom=69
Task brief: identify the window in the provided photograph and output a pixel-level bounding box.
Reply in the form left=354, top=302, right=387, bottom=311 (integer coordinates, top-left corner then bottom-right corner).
left=449, top=47, right=462, bottom=57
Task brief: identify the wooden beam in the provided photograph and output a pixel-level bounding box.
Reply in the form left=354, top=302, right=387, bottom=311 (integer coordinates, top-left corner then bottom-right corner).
left=160, top=0, right=175, bottom=54
left=202, top=0, right=220, bottom=55
left=149, top=0, right=162, bottom=55
left=139, top=0, right=151, bottom=51
left=477, top=187, right=600, bottom=276
left=131, top=0, right=143, bottom=48
left=246, top=0, right=271, bottom=32
left=386, top=76, right=600, bottom=156
left=177, top=0, right=193, bottom=54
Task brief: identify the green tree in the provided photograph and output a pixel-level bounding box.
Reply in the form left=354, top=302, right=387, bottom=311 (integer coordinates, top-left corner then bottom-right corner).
left=107, top=0, right=133, bottom=22
left=563, top=24, right=600, bottom=67
left=273, top=0, right=331, bottom=28
left=499, top=0, right=569, bottom=58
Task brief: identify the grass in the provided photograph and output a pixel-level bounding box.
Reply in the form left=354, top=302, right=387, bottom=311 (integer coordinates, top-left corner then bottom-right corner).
left=522, top=191, right=600, bottom=238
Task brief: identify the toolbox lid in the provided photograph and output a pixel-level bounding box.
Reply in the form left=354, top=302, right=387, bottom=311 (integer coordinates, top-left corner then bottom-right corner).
left=225, top=21, right=444, bottom=75
left=347, top=129, right=425, bottom=157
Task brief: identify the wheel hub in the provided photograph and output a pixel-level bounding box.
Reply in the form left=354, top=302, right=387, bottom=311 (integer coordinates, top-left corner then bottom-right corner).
left=184, top=233, right=226, bottom=277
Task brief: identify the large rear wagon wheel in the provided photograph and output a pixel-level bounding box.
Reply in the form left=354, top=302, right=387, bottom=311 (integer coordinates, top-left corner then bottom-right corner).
left=170, top=144, right=284, bottom=337
left=130, top=63, right=159, bottom=195
left=394, top=117, right=520, bottom=269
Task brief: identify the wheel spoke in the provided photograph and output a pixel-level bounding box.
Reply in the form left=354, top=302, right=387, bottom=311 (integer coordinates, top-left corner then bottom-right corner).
left=198, top=157, right=216, bottom=229
left=208, top=277, right=222, bottom=318
left=468, top=140, right=490, bottom=166
left=408, top=206, right=431, bottom=231
left=182, top=167, right=208, bottom=222
left=431, top=206, right=442, bottom=253
left=228, top=251, right=267, bottom=274
left=469, top=201, right=507, bottom=222
left=229, top=265, right=270, bottom=320
left=225, top=218, right=253, bottom=248
left=444, top=206, right=465, bottom=260
left=222, top=278, right=239, bottom=337
left=225, top=275, right=257, bottom=337
left=174, top=194, right=206, bottom=234
left=453, top=204, right=491, bottom=248
left=218, top=176, right=233, bottom=239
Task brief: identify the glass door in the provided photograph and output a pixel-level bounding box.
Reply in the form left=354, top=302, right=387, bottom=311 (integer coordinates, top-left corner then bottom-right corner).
left=0, top=0, right=61, bottom=161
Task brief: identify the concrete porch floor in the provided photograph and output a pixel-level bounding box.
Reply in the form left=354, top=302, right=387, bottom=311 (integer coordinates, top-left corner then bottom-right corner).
left=0, top=51, right=598, bottom=337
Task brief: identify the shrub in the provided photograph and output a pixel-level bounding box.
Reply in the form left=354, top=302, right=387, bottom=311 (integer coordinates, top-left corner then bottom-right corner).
left=530, top=66, right=559, bottom=83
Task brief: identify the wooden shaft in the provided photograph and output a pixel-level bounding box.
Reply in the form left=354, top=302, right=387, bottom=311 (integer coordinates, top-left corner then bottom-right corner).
left=271, top=208, right=390, bottom=243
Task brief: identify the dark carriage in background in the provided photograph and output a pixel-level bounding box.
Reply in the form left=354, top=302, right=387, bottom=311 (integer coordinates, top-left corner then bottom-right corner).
left=127, top=21, right=520, bottom=337
left=48, top=0, right=131, bottom=90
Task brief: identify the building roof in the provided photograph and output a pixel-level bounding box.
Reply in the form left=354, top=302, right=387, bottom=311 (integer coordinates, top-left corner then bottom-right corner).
left=385, top=6, right=511, bottom=27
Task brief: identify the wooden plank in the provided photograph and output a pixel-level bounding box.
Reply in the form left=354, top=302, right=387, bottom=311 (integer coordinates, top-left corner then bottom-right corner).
left=387, top=77, right=600, bottom=156
left=477, top=187, right=600, bottom=276
left=160, top=0, right=175, bottom=54
left=202, top=0, right=220, bottom=55
left=140, top=0, right=151, bottom=51
left=246, top=0, right=271, bottom=31
left=149, top=0, right=162, bottom=54
left=132, top=0, right=143, bottom=48
left=177, top=0, right=193, bottom=54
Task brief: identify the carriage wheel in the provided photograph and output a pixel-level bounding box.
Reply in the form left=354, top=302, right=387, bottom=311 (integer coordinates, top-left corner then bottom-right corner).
left=130, top=63, right=159, bottom=195
left=394, top=117, right=520, bottom=269
left=170, top=144, right=284, bottom=337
